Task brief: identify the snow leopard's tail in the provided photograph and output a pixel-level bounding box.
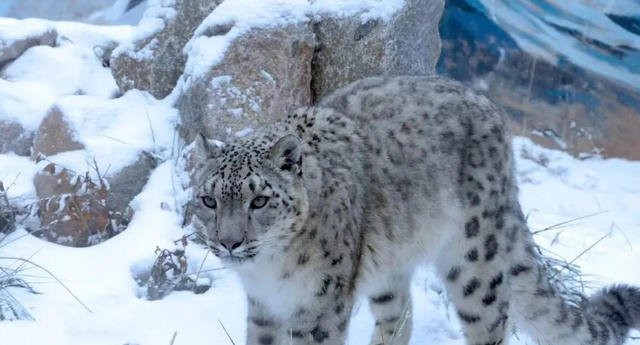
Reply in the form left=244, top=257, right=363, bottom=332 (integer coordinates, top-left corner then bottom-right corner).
left=509, top=227, right=640, bottom=345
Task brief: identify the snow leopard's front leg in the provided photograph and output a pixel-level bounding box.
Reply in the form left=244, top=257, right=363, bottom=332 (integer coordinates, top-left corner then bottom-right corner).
left=246, top=296, right=285, bottom=345
left=282, top=273, right=355, bottom=345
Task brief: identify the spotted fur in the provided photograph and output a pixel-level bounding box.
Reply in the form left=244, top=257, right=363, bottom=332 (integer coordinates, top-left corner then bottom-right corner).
left=192, top=75, right=640, bottom=345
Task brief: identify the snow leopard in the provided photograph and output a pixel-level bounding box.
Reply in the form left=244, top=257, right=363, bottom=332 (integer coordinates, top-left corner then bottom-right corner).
left=191, top=75, right=640, bottom=345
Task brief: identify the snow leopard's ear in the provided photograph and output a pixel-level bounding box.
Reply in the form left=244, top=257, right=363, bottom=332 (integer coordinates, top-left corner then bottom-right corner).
left=269, top=134, right=302, bottom=173
left=193, top=132, right=223, bottom=163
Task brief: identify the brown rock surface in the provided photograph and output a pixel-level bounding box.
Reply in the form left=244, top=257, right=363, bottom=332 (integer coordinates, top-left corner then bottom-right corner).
left=31, top=105, right=85, bottom=160
left=33, top=163, right=122, bottom=247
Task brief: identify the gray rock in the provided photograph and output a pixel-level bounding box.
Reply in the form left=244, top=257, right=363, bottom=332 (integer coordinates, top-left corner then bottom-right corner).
left=176, top=23, right=315, bottom=143
left=106, top=152, right=156, bottom=214
left=311, top=0, right=445, bottom=100
left=0, top=121, right=32, bottom=156
left=0, top=22, right=57, bottom=70
left=110, top=0, right=223, bottom=99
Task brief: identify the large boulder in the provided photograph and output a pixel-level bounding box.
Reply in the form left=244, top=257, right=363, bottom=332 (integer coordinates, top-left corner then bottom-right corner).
left=176, top=23, right=315, bottom=143
left=311, top=0, right=445, bottom=101
left=0, top=19, right=58, bottom=69
left=111, top=0, right=223, bottom=99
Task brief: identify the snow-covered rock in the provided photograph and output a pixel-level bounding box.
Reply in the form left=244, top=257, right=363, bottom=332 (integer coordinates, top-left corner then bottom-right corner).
left=29, top=90, right=176, bottom=247
left=111, top=0, right=222, bottom=99
left=176, top=4, right=315, bottom=141
left=0, top=19, right=57, bottom=69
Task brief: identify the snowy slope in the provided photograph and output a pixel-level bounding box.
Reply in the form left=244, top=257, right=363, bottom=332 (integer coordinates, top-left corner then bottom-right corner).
left=1, top=3, right=640, bottom=345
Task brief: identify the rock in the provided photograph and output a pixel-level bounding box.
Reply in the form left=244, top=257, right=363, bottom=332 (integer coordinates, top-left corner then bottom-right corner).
left=105, top=152, right=156, bottom=214
left=31, top=105, right=85, bottom=160
left=0, top=20, right=58, bottom=70
left=32, top=156, right=146, bottom=247
left=311, top=0, right=445, bottom=101
left=177, top=23, right=315, bottom=143
left=0, top=120, right=32, bottom=156
left=110, top=0, right=222, bottom=99
left=30, top=103, right=157, bottom=246
left=31, top=149, right=155, bottom=247
left=33, top=163, right=119, bottom=247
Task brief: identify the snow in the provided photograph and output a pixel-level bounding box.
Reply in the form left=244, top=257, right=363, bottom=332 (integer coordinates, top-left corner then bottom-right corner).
left=0, top=19, right=55, bottom=48
left=0, top=18, right=131, bottom=132
left=1, top=3, right=640, bottom=345
left=2, top=40, right=118, bottom=101
left=0, top=80, right=56, bottom=132
left=41, top=90, right=177, bottom=177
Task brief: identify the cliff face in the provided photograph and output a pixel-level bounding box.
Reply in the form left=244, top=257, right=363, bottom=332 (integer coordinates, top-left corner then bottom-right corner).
left=439, top=0, right=640, bottom=160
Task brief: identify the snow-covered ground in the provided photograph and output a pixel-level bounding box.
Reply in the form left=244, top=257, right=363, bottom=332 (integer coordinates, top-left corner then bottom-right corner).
left=1, top=6, right=640, bottom=345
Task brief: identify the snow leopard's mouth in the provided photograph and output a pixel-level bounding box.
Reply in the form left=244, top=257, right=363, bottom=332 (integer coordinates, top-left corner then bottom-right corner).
left=208, top=244, right=258, bottom=265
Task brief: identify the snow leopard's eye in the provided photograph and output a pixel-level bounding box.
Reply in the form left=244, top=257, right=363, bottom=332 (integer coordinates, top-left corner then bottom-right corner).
left=200, top=196, right=217, bottom=209
left=250, top=196, right=270, bottom=210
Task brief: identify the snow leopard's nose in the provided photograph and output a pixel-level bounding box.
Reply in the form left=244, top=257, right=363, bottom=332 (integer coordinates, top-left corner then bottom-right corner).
left=220, top=238, right=244, bottom=252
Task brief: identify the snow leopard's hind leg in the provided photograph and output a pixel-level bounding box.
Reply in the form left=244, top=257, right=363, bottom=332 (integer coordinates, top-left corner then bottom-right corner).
left=434, top=120, right=517, bottom=345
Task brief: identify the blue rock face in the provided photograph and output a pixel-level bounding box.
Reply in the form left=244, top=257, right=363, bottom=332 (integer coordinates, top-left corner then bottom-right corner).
left=438, top=0, right=640, bottom=160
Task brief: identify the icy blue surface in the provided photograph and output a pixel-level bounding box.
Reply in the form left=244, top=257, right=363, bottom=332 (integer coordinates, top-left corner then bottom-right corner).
left=445, top=0, right=640, bottom=90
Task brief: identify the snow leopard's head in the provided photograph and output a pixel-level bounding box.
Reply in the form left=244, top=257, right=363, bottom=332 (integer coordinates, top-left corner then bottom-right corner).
left=190, top=132, right=309, bottom=268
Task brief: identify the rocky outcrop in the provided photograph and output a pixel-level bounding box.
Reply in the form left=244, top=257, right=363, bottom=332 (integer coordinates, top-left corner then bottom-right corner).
left=0, top=20, right=58, bottom=69
left=110, top=0, right=223, bottom=99
left=177, top=24, right=315, bottom=143
left=311, top=0, right=445, bottom=101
